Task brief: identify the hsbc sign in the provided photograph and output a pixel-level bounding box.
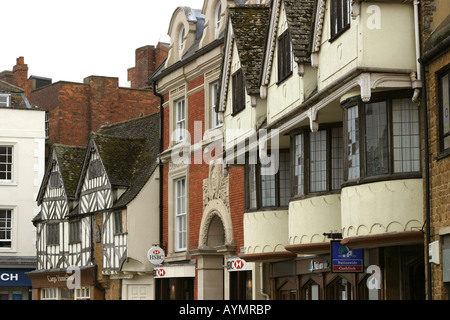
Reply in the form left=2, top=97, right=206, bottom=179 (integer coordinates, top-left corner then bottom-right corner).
left=227, top=258, right=246, bottom=271
left=154, top=268, right=166, bottom=278
left=147, top=246, right=165, bottom=265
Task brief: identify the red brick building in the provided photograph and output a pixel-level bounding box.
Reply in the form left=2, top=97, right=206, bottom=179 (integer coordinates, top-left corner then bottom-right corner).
left=151, top=1, right=249, bottom=300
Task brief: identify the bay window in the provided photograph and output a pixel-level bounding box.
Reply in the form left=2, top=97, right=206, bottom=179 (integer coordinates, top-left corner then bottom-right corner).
left=292, top=125, right=344, bottom=197
left=343, top=91, right=421, bottom=182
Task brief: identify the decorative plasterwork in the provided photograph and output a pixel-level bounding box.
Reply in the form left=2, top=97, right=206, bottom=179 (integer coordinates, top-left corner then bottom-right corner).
left=199, top=161, right=233, bottom=248
left=311, top=0, right=326, bottom=55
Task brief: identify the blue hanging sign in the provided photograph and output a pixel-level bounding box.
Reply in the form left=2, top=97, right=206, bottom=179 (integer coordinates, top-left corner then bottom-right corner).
left=331, top=241, right=364, bottom=273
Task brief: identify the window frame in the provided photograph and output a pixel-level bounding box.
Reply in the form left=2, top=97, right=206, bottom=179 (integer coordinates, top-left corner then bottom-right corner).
left=437, top=66, right=450, bottom=155
left=47, top=223, right=60, bottom=246
left=0, top=94, right=11, bottom=107
left=290, top=123, right=344, bottom=199
left=244, top=150, right=291, bottom=211
left=0, top=209, right=12, bottom=248
left=330, top=0, right=351, bottom=42
left=69, top=220, right=82, bottom=244
left=214, top=1, right=222, bottom=38
left=232, top=69, right=246, bottom=116
left=175, top=177, right=187, bottom=252
left=342, top=90, right=422, bottom=186
left=114, top=211, right=124, bottom=235
left=277, top=30, right=293, bottom=84
left=211, top=81, right=222, bottom=129
left=0, top=146, right=13, bottom=182
left=175, top=98, right=186, bottom=143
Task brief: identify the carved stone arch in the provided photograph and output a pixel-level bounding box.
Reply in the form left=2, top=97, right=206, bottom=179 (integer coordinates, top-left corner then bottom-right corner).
left=199, top=199, right=234, bottom=249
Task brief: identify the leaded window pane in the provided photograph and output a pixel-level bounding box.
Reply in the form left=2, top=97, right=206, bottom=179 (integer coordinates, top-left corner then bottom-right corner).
left=365, top=101, right=388, bottom=176
left=347, top=106, right=360, bottom=180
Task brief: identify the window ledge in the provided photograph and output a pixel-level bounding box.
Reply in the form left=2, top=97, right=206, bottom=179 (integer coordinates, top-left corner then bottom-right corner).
left=342, top=172, right=422, bottom=188
left=436, top=149, right=450, bottom=161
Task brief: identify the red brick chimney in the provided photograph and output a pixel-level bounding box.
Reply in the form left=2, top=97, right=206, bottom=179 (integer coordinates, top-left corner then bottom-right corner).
left=12, top=57, right=29, bottom=92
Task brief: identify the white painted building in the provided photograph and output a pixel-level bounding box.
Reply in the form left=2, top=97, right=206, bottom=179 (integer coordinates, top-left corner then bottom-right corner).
left=0, top=80, right=45, bottom=300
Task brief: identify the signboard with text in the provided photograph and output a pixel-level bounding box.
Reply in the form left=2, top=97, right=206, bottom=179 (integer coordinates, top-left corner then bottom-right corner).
left=331, top=241, right=363, bottom=273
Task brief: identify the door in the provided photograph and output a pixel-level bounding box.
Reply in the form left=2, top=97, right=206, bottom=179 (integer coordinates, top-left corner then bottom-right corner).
left=128, top=285, right=152, bottom=300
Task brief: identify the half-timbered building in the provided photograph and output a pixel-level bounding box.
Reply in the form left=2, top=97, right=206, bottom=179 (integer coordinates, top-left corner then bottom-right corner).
left=29, top=113, right=161, bottom=300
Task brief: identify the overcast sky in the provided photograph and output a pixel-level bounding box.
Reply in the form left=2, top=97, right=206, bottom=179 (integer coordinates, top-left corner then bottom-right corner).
left=0, top=0, right=205, bottom=86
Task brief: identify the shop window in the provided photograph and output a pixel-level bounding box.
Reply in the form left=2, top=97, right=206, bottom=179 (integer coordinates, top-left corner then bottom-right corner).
left=292, top=126, right=344, bottom=197
left=343, top=91, right=421, bottom=182
left=302, top=279, right=320, bottom=300
left=230, top=271, right=252, bottom=300
left=75, top=287, right=90, bottom=300
left=41, top=288, right=58, bottom=300
left=156, top=278, right=194, bottom=300
left=438, top=67, right=450, bottom=152
left=327, top=277, right=353, bottom=300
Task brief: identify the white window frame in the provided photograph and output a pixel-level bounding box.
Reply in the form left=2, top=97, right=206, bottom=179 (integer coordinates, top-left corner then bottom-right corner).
left=214, top=1, right=222, bottom=38
left=0, top=146, right=13, bottom=182
left=175, top=99, right=186, bottom=143
left=175, top=177, right=187, bottom=252
left=0, top=209, right=12, bottom=249
left=179, top=26, right=185, bottom=58
left=0, top=94, right=10, bottom=107
left=41, top=288, right=58, bottom=300
left=75, top=287, right=91, bottom=300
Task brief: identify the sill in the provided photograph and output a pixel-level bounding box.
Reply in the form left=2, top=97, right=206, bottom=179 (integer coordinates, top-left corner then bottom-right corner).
left=114, top=232, right=128, bottom=236
left=276, top=71, right=293, bottom=86
left=436, top=148, right=450, bottom=161
left=290, top=189, right=342, bottom=202
left=0, top=181, right=17, bottom=186
left=231, top=107, right=245, bottom=117
left=328, top=25, right=350, bottom=43
left=245, top=206, right=288, bottom=213
left=342, top=172, right=422, bottom=188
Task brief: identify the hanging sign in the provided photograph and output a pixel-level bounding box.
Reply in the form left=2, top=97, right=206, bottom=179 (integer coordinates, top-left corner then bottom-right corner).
left=147, top=246, right=165, bottom=265
left=331, top=241, right=364, bottom=273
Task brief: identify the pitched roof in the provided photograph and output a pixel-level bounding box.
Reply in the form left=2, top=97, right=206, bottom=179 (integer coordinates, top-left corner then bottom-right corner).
left=0, top=79, right=32, bottom=109
left=284, top=0, right=315, bottom=64
left=37, top=144, right=86, bottom=204
left=90, top=112, right=160, bottom=208
left=229, top=4, right=271, bottom=95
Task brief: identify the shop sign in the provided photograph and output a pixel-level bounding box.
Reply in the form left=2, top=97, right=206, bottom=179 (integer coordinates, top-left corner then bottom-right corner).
left=331, top=241, right=364, bottom=273
left=147, top=246, right=165, bottom=265
left=227, top=258, right=245, bottom=271
left=0, top=269, right=32, bottom=287
left=308, top=259, right=329, bottom=272
left=154, top=268, right=166, bottom=278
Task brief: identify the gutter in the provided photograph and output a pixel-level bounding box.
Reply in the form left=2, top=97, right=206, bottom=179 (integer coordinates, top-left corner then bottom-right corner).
left=152, top=80, right=165, bottom=250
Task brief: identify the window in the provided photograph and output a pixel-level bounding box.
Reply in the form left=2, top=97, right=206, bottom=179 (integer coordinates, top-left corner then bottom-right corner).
left=0, top=209, right=12, bottom=248
left=343, top=92, right=421, bottom=182
left=302, top=279, right=320, bottom=300
left=0, top=94, right=10, bottom=107
left=292, top=126, right=344, bottom=197
left=176, top=99, right=186, bottom=143
left=114, top=211, right=123, bottom=234
left=0, top=146, right=13, bottom=181
left=232, top=69, right=245, bottom=115
left=327, top=277, right=353, bottom=300
left=215, top=1, right=222, bottom=37
left=41, top=288, right=58, bottom=300
left=179, top=26, right=185, bottom=57
left=175, top=178, right=187, bottom=251
left=246, top=151, right=290, bottom=210
left=75, top=287, right=90, bottom=300
left=278, top=31, right=292, bottom=83
left=438, top=68, right=450, bottom=152
left=49, top=172, right=61, bottom=189
left=330, top=0, right=350, bottom=39
left=211, top=81, right=221, bottom=128
left=47, top=223, right=60, bottom=245
left=69, top=221, right=81, bottom=244
left=88, top=159, right=103, bottom=179
left=45, top=111, right=49, bottom=139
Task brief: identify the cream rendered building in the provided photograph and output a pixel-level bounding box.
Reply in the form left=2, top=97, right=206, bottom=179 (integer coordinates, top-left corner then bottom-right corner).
left=0, top=80, right=45, bottom=300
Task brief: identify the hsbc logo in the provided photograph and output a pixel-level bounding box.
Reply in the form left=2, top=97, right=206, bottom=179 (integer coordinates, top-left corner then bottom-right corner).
left=154, top=268, right=166, bottom=277
left=227, top=258, right=245, bottom=271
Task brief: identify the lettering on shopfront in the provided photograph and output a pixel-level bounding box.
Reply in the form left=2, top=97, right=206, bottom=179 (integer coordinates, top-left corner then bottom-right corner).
left=47, top=275, right=70, bottom=283
left=1, top=273, right=19, bottom=282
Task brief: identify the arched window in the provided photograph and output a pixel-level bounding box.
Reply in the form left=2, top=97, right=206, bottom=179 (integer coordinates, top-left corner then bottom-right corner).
left=214, top=1, right=222, bottom=37
left=178, top=26, right=185, bottom=57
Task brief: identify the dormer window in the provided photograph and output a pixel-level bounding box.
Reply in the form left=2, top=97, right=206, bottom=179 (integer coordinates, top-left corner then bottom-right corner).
left=179, top=26, right=185, bottom=58
left=0, top=94, right=10, bottom=107
left=214, top=2, right=222, bottom=37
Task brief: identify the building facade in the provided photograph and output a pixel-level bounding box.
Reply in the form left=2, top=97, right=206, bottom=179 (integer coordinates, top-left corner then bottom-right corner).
left=218, top=0, right=426, bottom=300
left=0, top=80, right=45, bottom=300
left=419, top=0, right=450, bottom=300
left=27, top=114, right=161, bottom=300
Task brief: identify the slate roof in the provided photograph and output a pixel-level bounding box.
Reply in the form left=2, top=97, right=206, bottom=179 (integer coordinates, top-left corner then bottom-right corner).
left=284, top=0, right=315, bottom=64
left=229, top=4, right=271, bottom=95
left=89, top=112, right=160, bottom=209
left=0, top=79, right=32, bottom=109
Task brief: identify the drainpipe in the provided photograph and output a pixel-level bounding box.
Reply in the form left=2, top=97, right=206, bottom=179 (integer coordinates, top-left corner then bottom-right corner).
left=260, top=262, right=270, bottom=300
left=412, top=0, right=422, bottom=105
left=153, top=80, right=165, bottom=249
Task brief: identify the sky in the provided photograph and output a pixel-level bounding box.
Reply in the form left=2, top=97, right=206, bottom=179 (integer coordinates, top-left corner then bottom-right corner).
left=0, top=0, right=205, bottom=87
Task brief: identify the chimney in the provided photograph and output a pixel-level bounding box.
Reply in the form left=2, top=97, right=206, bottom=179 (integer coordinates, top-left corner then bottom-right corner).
left=13, top=57, right=29, bottom=91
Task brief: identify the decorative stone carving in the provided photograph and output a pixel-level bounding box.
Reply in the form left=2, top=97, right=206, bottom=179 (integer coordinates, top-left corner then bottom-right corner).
left=203, top=161, right=229, bottom=211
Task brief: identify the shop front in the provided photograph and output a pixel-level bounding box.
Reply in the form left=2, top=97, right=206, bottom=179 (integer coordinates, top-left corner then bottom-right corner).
left=154, top=263, right=196, bottom=300
left=26, top=266, right=100, bottom=300
left=0, top=268, right=33, bottom=300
